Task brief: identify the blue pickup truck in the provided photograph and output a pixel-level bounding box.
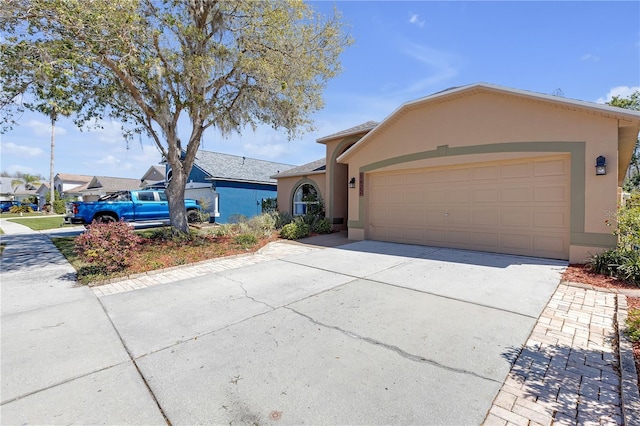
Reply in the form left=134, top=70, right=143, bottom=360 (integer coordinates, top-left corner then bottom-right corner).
left=65, top=189, right=201, bottom=225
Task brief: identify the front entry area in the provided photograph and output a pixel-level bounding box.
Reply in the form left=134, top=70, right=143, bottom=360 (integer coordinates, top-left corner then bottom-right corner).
left=368, top=155, right=571, bottom=259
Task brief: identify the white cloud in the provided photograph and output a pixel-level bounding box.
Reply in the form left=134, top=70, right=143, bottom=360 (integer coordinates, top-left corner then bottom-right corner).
left=0, top=142, right=45, bottom=157
left=96, top=155, right=121, bottom=166
left=5, top=164, right=39, bottom=175
left=596, top=85, right=640, bottom=104
left=82, top=119, right=127, bottom=144
left=399, top=43, right=458, bottom=95
left=409, top=13, right=425, bottom=27
left=25, top=119, right=67, bottom=137
left=243, top=142, right=289, bottom=160
left=580, top=53, right=600, bottom=62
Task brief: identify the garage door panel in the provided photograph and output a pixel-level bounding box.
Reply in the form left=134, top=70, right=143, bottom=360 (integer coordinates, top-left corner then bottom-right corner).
left=533, top=211, right=567, bottom=228
left=448, top=189, right=471, bottom=203
left=368, top=156, right=570, bottom=259
left=501, top=187, right=532, bottom=203
left=472, top=165, right=500, bottom=181
left=501, top=211, right=532, bottom=227
left=534, top=158, right=567, bottom=177
left=471, top=232, right=500, bottom=248
left=501, top=162, right=532, bottom=179
left=533, top=185, right=569, bottom=203
left=473, top=188, right=499, bottom=203
left=471, top=210, right=499, bottom=226
left=447, top=168, right=472, bottom=182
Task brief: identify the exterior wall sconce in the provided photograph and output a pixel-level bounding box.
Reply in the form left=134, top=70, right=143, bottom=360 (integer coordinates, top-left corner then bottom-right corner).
left=595, top=156, right=606, bottom=175
left=348, top=177, right=356, bottom=189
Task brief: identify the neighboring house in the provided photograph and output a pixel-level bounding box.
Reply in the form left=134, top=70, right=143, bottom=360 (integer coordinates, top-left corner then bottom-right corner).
left=54, top=173, right=93, bottom=200
left=0, top=177, right=41, bottom=206
left=274, top=83, right=640, bottom=263
left=79, top=176, right=143, bottom=201
left=35, top=183, right=50, bottom=210
left=178, top=150, right=295, bottom=223
left=140, top=165, right=166, bottom=188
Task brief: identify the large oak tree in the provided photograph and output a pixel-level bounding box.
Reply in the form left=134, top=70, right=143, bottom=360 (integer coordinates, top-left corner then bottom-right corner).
left=1, top=0, right=351, bottom=232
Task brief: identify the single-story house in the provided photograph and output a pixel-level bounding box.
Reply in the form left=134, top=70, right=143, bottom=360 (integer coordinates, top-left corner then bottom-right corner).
left=54, top=173, right=93, bottom=200
left=78, top=176, right=143, bottom=201
left=274, top=83, right=640, bottom=263
left=140, top=165, right=166, bottom=188
left=179, top=150, right=295, bottom=223
left=0, top=177, right=40, bottom=204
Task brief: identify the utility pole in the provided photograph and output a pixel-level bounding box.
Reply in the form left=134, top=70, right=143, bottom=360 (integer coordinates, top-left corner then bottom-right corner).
left=49, top=106, right=57, bottom=213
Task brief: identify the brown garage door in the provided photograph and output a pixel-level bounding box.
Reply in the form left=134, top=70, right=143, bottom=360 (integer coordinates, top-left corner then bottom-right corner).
left=368, top=156, right=570, bottom=259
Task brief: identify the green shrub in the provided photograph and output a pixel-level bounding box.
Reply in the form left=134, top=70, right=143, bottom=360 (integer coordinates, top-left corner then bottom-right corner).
left=9, top=205, right=33, bottom=214
left=53, top=199, right=66, bottom=214
left=589, top=193, right=640, bottom=286
left=271, top=211, right=293, bottom=229
left=235, top=233, right=258, bottom=248
left=280, top=220, right=310, bottom=240
left=75, top=220, right=142, bottom=273
left=210, top=223, right=234, bottom=237
left=313, top=218, right=332, bottom=234
left=627, top=308, right=640, bottom=342
left=248, top=212, right=276, bottom=234
left=228, top=214, right=248, bottom=224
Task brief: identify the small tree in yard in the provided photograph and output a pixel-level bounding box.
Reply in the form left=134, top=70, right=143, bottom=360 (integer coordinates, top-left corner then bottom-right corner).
left=1, top=0, right=352, bottom=235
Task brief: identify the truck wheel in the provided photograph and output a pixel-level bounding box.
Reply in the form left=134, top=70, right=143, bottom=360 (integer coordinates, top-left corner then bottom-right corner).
left=187, top=210, right=201, bottom=223
left=95, top=214, right=116, bottom=224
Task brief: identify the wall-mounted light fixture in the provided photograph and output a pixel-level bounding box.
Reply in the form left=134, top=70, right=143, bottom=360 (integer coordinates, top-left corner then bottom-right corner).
left=348, top=177, right=356, bottom=189
left=595, top=156, right=606, bottom=176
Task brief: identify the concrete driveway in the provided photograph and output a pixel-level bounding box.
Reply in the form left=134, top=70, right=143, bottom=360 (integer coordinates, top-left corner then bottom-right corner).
left=102, top=241, right=565, bottom=425
left=1, top=222, right=566, bottom=425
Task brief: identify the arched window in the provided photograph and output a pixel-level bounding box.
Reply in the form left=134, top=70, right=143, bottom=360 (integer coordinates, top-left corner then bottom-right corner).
left=293, top=183, right=319, bottom=215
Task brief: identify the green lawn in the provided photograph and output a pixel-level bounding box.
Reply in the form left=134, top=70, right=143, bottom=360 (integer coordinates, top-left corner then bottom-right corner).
left=7, top=216, right=69, bottom=231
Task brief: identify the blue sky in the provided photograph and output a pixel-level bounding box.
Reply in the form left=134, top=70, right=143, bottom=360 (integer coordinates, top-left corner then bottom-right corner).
left=1, top=1, right=639, bottom=180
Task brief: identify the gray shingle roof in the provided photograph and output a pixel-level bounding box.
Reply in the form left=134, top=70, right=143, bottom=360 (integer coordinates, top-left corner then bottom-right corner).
left=86, top=176, right=142, bottom=192
left=193, top=150, right=296, bottom=184
left=316, top=121, right=378, bottom=143
left=271, top=158, right=326, bottom=179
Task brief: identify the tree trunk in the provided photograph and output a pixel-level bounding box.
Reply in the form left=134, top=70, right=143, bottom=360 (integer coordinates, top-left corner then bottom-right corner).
left=166, top=164, right=189, bottom=234
left=49, top=113, right=56, bottom=214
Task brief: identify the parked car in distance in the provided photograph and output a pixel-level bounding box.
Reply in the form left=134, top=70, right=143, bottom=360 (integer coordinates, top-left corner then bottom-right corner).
left=0, top=200, right=38, bottom=213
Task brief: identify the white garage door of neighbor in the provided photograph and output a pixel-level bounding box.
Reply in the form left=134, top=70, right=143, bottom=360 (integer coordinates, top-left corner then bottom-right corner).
left=368, top=156, right=570, bottom=260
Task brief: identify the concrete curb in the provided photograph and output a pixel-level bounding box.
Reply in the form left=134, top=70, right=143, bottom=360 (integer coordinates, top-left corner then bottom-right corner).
left=617, top=295, right=640, bottom=426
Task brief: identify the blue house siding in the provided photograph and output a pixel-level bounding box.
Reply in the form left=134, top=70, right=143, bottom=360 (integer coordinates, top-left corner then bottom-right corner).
left=212, top=180, right=277, bottom=223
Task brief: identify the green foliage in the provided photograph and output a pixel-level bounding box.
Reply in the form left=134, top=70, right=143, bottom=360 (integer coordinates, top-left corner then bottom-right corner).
left=261, top=198, right=277, bottom=213
left=228, top=214, right=248, bottom=224
left=234, top=233, right=258, bottom=249
left=280, top=218, right=311, bottom=240
left=9, top=204, right=33, bottom=214
left=313, top=218, right=332, bottom=234
left=75, top=220, right=142, bottom=273
left=627, top=308, right=640, bottom=342
left=52, top=199, right=66, bottom=214
left=271, top=211, right=293, bottom=229
left=589, top=193, right=640, bottom=286
left=248, top=212, right=277, bottom=235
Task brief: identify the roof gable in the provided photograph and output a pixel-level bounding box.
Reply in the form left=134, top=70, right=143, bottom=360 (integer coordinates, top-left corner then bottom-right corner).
left=337, top=82, right=640, bottom=163
left=316, top=121, right=378, bottom=143
left=272, top=158, right=326, bottom=179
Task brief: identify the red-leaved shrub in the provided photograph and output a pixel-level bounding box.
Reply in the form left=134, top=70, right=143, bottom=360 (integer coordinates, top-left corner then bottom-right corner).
left=75, top=220, right=142, bottom=273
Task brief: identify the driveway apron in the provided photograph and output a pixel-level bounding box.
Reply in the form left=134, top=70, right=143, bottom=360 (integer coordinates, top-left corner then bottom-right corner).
left=100, top=240, right=565, bottom=425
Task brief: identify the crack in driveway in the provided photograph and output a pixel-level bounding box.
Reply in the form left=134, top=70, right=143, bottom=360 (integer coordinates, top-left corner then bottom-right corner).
left=287, top=306, right=501, bottom=384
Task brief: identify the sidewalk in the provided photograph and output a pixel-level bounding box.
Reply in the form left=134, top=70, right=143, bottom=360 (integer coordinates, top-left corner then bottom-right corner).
left=0, top=220, right=166, bottom=424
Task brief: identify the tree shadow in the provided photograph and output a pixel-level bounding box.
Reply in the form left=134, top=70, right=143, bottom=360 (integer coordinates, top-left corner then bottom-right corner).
left=500, top=340, right=623, bottom=424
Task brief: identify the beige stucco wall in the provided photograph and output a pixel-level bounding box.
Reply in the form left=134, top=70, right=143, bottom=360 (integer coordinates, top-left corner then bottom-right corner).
left=342, top=90, right=622, bottom=263
left=276, top=174, right=326, bottom=216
